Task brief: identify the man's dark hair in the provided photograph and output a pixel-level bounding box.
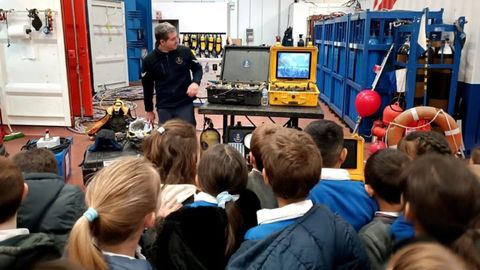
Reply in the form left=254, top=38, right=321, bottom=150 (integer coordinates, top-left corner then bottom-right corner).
left=154, top=22, right=176, bottom=43
left=304, top=120, right=344, bottom=167
left=12, top=148, right=58, bottom=174
left=0, top=157, right=25, bottom=223
left=364, top=149, right=410, bottom=204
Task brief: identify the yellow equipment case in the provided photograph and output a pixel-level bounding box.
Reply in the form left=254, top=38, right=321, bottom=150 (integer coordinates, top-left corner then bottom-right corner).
left=341, top=134, right=365, bottom=181
left=268, top=43, right=319, bottom=107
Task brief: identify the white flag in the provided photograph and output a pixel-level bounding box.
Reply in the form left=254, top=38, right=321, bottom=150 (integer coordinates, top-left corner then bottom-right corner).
left=418, top=13, right=428, bottom=52
left=395, top=68, right=407, bottom=93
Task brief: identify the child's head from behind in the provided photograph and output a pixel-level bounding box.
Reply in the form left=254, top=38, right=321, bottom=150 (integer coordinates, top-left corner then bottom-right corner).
left=67, top=157, right=161, bottom=270
left=397, top=131, right=452, bottom=159
left=364, top=149, right=410, bottom=205
left=197, top=144, right=248, bottom=195
left=12, top=148, right=58, bottom=174
left=143, top=119, right=198, bottom=185
left=196, top=143, right=249, bottom=256
left=401, top=154, right=480, bottom=245
left=0, top=157, right=25, bottom=224
left=263, top=128, right=322, bottom=202
left=249, top=123, right=281, bottom=171
left=470, top=146, right=480, bottom=165
left=386, top=243, right=467, bottom=270
left=304, top=120, right=345, bottom=168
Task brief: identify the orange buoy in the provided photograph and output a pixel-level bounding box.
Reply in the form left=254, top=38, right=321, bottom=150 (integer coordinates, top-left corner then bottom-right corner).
left=386, top=106, right=462, bottom=154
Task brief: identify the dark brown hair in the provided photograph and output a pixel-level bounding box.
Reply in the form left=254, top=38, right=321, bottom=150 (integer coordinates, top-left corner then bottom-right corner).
left=401, top=154, right=480, bottom=269
left=386, top=243, right=468, bottom=270
left=197, top=144, right=248, bottom=256
left=397, top=131, right=452, bottom=159
left=12, top=148, right=58, bottom=174
left=143, top=119, right=198, bottom=185
left=364, top=149, right=410, bottom=204
left=250, top=123, right=282, bottom=171
left=33, top=259, right=86, bottom=270
left=304, top=120, right=344, bottom=167
left=0, top=157, right=25, bottom=223
left=471, top=147, right=480, bottom=165
left=262, top=128, right=322, bottom=201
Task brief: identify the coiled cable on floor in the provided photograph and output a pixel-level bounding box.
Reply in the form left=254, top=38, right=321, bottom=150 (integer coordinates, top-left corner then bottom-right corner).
left=68, top=85, right=144, bottom=134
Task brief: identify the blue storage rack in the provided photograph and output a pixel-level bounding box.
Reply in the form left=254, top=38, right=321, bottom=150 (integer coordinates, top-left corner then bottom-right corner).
left=315, top=15, right=349, bottom=117
left=124, top=0, right=153, bottom=82
left=392, top=10, right=465, bottom=116
left=314, top=9, right=463, bottom=135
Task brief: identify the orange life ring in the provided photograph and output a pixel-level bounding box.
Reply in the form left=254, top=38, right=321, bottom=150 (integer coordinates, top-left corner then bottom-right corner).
left=386, top=106, right=462, bottom=154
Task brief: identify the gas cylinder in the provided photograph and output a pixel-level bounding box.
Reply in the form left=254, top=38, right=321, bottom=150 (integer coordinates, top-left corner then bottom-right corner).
left=382, top=102, right=403, bottom=126
left=414, top=40, right=435, bottom=106
left=190, top=34, right=198, bottom=51
left=208, top=35, right=214, bottom=55
left=297, top=34, right=305, bottom=47
left=215, top=34, right=222, bottom=57
left=369, top=140, right=386, bottom=155
left=396, top=35, right=410, bottom=63
left=182, top=34, right=190, bottom=48
left=429, top=37, right=453, bottom=111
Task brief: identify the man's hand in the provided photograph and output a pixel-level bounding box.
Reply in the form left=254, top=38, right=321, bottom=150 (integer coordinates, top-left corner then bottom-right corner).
left=186, top=82, right=199, bottom=97
left=146, top=111, right=156, bottom=124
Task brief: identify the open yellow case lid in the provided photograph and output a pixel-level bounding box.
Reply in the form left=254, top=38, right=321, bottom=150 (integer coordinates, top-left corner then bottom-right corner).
left=341, top=134, right=365, bottom=182
left=269, top=43, right=318, bottom=84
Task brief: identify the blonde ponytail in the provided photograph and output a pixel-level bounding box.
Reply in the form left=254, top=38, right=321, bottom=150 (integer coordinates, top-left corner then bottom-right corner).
left=67, top=216, right=108, bottom=270
left=66, top=157, right=161, bottom=270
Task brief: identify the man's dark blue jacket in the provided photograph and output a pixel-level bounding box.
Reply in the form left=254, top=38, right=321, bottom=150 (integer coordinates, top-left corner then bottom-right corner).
left=142, top=45, right=202, bottom=110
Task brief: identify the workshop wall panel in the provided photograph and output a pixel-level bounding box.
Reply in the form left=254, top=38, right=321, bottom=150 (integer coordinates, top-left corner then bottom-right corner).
left=0, top=0, right=71, bottom=126
left=87, top=0, right=129, bottom=92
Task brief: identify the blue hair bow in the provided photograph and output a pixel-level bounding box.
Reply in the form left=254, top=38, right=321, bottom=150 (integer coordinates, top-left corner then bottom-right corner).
left=216, top=191, right=240, bottom=209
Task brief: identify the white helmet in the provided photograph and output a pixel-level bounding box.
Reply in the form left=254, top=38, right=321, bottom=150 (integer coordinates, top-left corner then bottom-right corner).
left=128, top=118, right=152, bottom=141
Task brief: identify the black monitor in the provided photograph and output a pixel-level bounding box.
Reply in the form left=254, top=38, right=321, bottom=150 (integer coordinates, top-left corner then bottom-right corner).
left=276, top=51, right=312, bottom=80
left=341, top=138, right=358, bottom=170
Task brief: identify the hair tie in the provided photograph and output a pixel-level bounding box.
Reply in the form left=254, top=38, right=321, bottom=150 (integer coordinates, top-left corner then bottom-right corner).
left=83, top=207, right=99, bottom=222
left=216, top=191, right=239, bottom=209
left=158, top=126, right=166, bottom=134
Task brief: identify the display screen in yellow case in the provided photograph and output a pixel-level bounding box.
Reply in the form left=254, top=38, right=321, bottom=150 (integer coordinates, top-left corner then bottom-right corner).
left=276, top=51, right=312, bottom=80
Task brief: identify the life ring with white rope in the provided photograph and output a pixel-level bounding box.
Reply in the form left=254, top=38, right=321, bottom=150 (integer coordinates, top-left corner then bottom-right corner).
left=386, top=106, right=462, bottom=154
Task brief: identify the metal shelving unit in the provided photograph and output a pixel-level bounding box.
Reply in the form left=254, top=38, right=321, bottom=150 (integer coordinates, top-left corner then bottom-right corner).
left=314, top=9, right=463, bottom=135
left=392, top=11, right=465, bottom=115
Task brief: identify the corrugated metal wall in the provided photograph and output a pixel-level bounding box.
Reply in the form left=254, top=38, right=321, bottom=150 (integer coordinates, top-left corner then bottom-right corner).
left=368, top=0, right=479, bottom=84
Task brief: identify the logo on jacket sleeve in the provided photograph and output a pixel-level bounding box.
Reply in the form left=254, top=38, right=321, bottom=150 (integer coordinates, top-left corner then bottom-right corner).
left=176, top=57, right=184, bottom=64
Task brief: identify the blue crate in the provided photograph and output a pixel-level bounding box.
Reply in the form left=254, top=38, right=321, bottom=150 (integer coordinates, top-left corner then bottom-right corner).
left=29, top=137, right=72, bottom=182
left=55, top=138, right=72, bottom=182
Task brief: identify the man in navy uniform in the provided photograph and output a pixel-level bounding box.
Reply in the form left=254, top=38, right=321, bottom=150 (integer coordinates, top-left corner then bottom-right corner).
left=142, top=22, right=202, bottom=126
